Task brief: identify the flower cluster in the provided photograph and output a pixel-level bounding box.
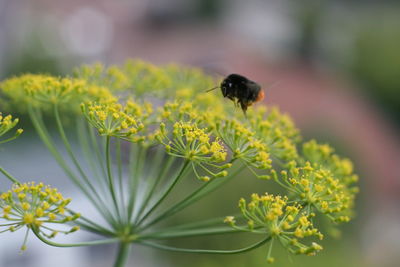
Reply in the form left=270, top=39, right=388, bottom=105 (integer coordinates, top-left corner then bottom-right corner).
left=303, top=140, right=359, bottom=188
left=216, top=118, right=272, bottom=176
left=157, top=101, right=200, bottom=122
left=225, top=193, right=323, bottom=262
left=157, top=121, right=230, bottom=181
left=0, top=74, right=115, bottom=113
left=81, top=101, right=145, bottom=140
left=274, top=161, right=352, bottom=223
left=74, top=60, right=215, bottom=100
left=247, top=106, right=300, bottom=162
left=0, top=182, right=79, bottom=249
left=74, top=60, right=172, bottom=96
left=0, top=113, right=23, bottom=144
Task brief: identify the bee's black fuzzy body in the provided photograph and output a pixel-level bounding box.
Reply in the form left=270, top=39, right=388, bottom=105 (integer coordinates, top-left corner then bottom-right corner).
left=220, top=73, right=263, bottom=114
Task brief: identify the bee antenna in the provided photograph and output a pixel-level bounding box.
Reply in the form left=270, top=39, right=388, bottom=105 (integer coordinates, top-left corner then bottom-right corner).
left=206, top=86, right=220, bottom=93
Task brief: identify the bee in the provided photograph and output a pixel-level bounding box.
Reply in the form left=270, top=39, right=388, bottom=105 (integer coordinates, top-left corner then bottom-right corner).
left=207, top=73, right=264, bottom=114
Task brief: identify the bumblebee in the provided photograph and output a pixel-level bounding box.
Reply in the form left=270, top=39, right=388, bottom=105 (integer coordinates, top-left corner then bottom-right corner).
left=208, top=73, right=264, bottom=114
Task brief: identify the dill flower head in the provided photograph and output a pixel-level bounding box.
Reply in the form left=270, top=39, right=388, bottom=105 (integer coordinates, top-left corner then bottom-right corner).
left=0, top=182, right=79, bottom=249
left=157, top=120, right=229, bottom=181
left=0, top=74, right=115, bottom=113
left=247, top=106, right=300, bottom=162
left=302, top=140, right=359, bottom=188
left=0, top=112, right=23, bottom=143
left=269, top=140, right=359, bottom=223
left=74, top=60, right=215, bottom=99
left=226, top=193, right=323, bottom=260
left=74, top=60, right=174, bottom=97
left=81, top=100, right=146, bottom=140
left=215, top=118, right=273, bottom=173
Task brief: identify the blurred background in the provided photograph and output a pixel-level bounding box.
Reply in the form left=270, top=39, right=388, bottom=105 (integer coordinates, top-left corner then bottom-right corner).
left=1, top=0, right=400, bottom=266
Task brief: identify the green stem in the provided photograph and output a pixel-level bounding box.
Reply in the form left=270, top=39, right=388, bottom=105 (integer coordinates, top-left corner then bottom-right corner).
left=0, top=167, right=21, bottom=184
left=0, top=135, right=19, bottom=144
left=113, top=242, right=131, bottom=267
left=106, top=136, right=122, bottom=223
left=68, top=209, right=115, bottom=236
left=138, top=236, right=271, bottom=254
left=32, top=227, right=119, bottom=247
left=76, top=118, right=108, bottom=196
left=143, top=180, right=214, bottom=229
left=126, top=143, right=139, bottom=222
left=88, top=122, right=108, bottom=180
left=54, top=105, right=108, bottom=213
left=136, top=160, right=189, bottom=227
left=116, top=139, right=126, bottom=223
left=127, top=144, right=147, bottom=223
left=143, top=215, right=242, bottom=233
left=28, top=106, right=117, bottom=228
left=54, top=105, right=91, bottom=191
left=74, top=220, right=112, bottom=236
left=142, top=162, right=245, bottom=230
left=139, top=226, right=238, bottom=240
left=134, top=151, right=174, bottom=224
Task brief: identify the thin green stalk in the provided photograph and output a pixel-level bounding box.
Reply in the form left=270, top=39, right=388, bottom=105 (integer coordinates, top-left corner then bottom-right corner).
left=127, top=144, right=147, bottom=222
left=28, top=106, right=118, bottom=228
left=29, top=109, right=86, bottom=190
left=148, top=216, right=241, bottom=232
left=138, top=236, right=271, bottom=254
left=134, top=148, right=173, bottom=224
left=116, top=139, right=123, bottom=183
left=106, top=136, right=122, bottom=223
left=136, top=160, right=189, bottom=227
left=266, top=237, right=275, bottom=260
left=143, top=180, right=215, bottom=229
left=139, top=226, right=238, bottom=240
left=21, top=227, right=30, bottom=250
left=113, top=242, right=131, bottom=267
left=142, top=162, right=245, bottom=229
left=0, top=136, right=19, bottom=144
left=68, top=209, right=115, bottom=236
left=0, top=167, right=21, bottom=184
left=32, top=227, right=119, bottom=247
left=88, top=122, right=108, bottom=180
left=54, top=105, right=107, bottom=212
left=116, top=139, right=127, bottom=224
left=76, top=118, right=108, bottom=196
left=126, top=143, right=139, bottom=222
left=132, top=144, right=148, bottom=218
left=85, top=126, right=120, bottom=226
left=74, top=220, right=112, bottom=236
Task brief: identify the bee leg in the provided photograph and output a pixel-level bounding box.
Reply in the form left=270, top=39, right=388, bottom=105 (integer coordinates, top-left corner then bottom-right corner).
left=236, top=99, right=241, bottom=108
left=240, top=101, right=248, bottom=116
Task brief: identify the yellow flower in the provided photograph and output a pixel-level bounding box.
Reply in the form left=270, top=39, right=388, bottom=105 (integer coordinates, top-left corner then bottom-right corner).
left=0, top=112, right=23, bottom=144
left=271, top=140, right=359, bottom=223
left=0, top=74, right=115, bottom=113
left=81, top=100, right=145, bottom=140
left=226, top=193, right=323, bottom=259
left=157, top=120, right=230, bottom=181
left=0, top=182, right=80, bottom=250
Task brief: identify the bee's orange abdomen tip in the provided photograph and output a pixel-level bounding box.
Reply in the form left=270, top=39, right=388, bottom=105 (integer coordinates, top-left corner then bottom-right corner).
left=256, top=90, right=265, bottom=102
